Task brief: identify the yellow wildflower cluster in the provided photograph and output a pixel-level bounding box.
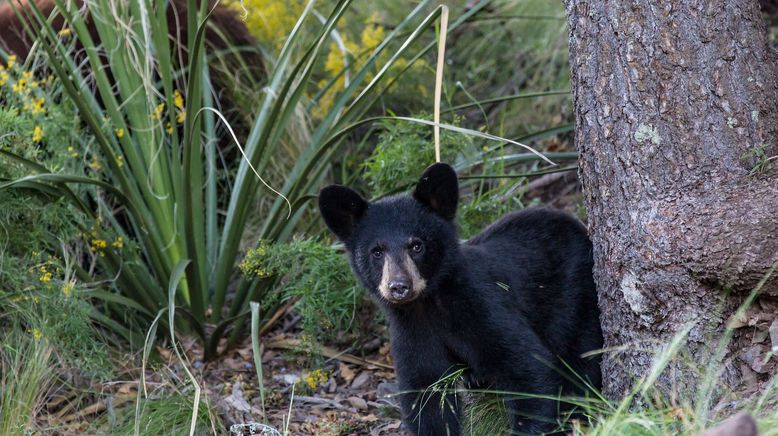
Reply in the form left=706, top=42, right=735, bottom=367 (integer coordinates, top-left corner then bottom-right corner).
left=239, top=240, right=271, bottom=278
left=225, top=0, right=304, bottom=47
left=32, top=328, right=43, bottom=340
left=152, top=102, right=165, bottom=120
left=38, top=266, right=53, bottom=283
left=304, top=368, right=329, bottom=389
left=2, top=57, right=53, bottom=138
left=88, top=224, right=123, bottom=256
left=151, top=89, right=185, bottom=128
left=32, top=125, right=43, bottom=142
left=91, top=238, right=108, bottom=256
left=24, top=97, right=46, bottom=115
left=312, top=12, right=431, bottom=119
left=34, top=256, right=61, bottom=286
left=112, top=236, right=124, bottom=248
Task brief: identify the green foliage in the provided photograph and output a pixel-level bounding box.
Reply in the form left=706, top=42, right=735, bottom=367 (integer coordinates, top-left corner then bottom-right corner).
left=241, top=239, right=361, bottom=342
left=0, top=330, right=55, bottom=435
left=0, top=107, right=110, bottom=379
left=741, top=143, right=775, bottom=175
left=457, top=178, right=539, bottom=239
left=363, top=114, right=475, bottom=196
left=97, top=394, right=219, bottom=435
left=1, top=0, right=507, bottom=361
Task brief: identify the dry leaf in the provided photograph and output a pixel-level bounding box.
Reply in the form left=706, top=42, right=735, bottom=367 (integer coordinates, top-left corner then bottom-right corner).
left=360, top=413, right=379, bottom=422
left=339, top=362, right=356, bottom=384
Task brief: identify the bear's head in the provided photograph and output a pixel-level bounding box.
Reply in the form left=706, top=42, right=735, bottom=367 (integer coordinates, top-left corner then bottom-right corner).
left=319, top=163, right=460, bottom=306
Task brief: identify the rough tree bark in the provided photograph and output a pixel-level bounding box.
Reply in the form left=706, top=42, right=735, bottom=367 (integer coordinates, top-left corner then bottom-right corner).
left=565, top=0, right=778, bottom=398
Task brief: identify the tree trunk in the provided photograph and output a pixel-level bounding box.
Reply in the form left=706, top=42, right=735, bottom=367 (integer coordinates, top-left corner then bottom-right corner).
left=564, top=0, right=778, bottom=398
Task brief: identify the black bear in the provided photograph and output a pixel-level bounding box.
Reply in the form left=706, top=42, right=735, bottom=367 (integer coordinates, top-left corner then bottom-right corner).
left=319, top=163, right=603, bottom=435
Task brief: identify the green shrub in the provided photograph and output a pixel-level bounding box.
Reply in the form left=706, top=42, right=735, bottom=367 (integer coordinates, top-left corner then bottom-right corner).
left=363, top=114, right=476, bottom=197
left=241, top=239, right=361, bottom=342
left=0, top=330, right=55, bottom=435
left=0, top=106, right=110, bottom=379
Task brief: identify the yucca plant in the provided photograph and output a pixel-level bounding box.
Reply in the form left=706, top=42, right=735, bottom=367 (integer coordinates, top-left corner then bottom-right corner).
left=3, top=0, right=546, bottom=358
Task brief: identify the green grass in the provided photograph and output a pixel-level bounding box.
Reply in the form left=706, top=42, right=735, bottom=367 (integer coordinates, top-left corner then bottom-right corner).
left=90, top=394, right=220, bottom=436
left=0, top=330, right=56, bottom=435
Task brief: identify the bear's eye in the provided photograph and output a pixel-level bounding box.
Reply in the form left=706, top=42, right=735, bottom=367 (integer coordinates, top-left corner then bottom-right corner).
left=371, top=248, right=383, bottom=258
left=410, top=240, right=424, bottom=253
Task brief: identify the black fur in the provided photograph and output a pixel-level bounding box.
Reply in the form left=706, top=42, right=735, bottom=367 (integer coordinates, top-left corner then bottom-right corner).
left=318, top=163, right=603, bottom=435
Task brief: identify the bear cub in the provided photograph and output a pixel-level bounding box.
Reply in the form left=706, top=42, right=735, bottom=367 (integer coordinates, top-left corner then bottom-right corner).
left=319, top=163, right=602, bottom=435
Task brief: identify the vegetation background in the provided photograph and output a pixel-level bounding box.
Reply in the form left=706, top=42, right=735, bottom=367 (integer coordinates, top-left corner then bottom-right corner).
left=0, top=0, right=775, bottom=434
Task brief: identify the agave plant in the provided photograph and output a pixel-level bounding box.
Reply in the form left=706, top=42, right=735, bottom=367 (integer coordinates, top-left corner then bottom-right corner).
left=1, top=0, right=514, bottom=358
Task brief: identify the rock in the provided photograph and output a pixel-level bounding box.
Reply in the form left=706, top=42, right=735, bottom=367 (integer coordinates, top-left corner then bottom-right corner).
left=742, top=345, right=773, bottom=374
left=272, top=373, right=300, bottom=386
left=703, top=412, right=758, bottom=436
left=351, top=371, right=370, bottom=390
left=224, top=382, right=252, bottom=413
left=363, top=337, right=382, bottom=353
left=347, top=396, right=368, bottom=410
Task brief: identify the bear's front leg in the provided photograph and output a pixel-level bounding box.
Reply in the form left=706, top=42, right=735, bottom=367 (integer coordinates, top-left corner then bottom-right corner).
left=393, top=341, right=461, bottom=435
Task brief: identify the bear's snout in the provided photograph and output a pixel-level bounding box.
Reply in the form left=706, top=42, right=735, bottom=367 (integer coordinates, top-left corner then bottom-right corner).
left=378, top=253, right=426, bottom=304
left=389, top=280, right=410, bottom=300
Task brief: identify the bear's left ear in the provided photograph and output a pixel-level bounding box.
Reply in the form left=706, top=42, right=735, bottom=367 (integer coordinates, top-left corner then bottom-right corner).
left=319, top=185, right=369, bottom=243
left=413, top=163, right=458, bottom=220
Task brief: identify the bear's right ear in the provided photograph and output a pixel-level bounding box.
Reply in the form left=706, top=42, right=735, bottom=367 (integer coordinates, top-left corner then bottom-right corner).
left=318, top=185, right=368, bottom=243
left=413, top=162, right=458, bottom=220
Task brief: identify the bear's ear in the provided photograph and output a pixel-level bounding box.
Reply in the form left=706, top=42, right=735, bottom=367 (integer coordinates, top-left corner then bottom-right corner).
left=318, top=185, right=368, bottom=242
left=413, top=163, right=458, bottom=220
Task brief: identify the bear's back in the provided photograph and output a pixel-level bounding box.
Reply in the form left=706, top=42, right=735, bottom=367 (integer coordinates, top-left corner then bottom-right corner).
left=461, top=207, right=600, bottom=384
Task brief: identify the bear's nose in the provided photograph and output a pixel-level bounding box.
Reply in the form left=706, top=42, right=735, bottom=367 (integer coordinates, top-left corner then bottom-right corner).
left=389, top=281, right=410, bottom=300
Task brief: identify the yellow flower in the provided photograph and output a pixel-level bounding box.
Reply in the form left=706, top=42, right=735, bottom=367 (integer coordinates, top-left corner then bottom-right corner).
left=32, top=125, right=43, bottom=142
left=89, top=157, right=101, bottom=171
left=173, top=89, right=184, bottom=110
left=165, top=121, right=173, bottom=134
left=304, top=369, right=329, bottom=389
left=112, top=236, right=123, bottom=248
left=63, top=281, right=75, bottom=297
left=67, top=146, right=78, bottom=158
left=115, top=127, right=125, bottom=138
left=0, top=71, right=8, bottom=86
left=39, top=271, right=52, bottom=283
left=224, top=0, right=304, bottom=47
left=58, top=27, right=72, bottom=37
left=151, top=102, right=165, bottom=120
left=12, top=78, right=26, bottom=94
left=92, top=239, right=107, bottom=249
left=6, top=54, right=16, bottom=69
left=27, top=97, right=45, bottom=114
left=176, top=110, right=186, bottom=124
left=116, top=155, right=124, bottom=168
left=360, top=13, right=385, bottom=49
left=32, top=328, right=43, bottom=340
